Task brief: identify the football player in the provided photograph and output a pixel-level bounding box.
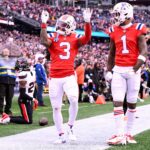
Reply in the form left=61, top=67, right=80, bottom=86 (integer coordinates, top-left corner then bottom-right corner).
left=0, top=57, right=38, bottom=124
left=105, top=2, right=147, bottom=145
left=40, top=9, right=92, bottom=143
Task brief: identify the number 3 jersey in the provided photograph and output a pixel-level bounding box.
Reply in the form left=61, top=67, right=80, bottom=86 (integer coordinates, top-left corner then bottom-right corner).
left=48, top=23, right=91, bottom=78
left=18, top=71, right=36, bottom=97
left=108, top=23, right=147, bottom=67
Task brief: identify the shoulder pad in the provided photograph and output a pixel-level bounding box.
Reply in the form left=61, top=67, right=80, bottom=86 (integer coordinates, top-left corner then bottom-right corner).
left=136, top=23, right=144, bottom=30
left=108, top=26, right=114, bottom=33
left=75, top=34, right=82, bottom=38
left=47, top=32, right=55, bottom=38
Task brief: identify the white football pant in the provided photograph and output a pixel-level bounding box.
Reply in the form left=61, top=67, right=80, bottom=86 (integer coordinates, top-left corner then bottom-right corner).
left=111, top=67, right=141, bottom=103
left=49, top=75, right=79, bottom=134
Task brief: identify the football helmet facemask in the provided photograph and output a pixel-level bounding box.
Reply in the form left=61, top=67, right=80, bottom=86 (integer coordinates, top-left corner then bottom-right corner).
left=112, top=2, right=133, bottom=26
left=15, top=57, right=29, bottom=71
left=56, top=14, right=76, bottom=35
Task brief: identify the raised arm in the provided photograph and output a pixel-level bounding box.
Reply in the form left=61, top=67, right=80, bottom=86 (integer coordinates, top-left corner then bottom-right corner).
left=77, top=8, right=92, bottom=48
left=40, top=10, right=52, bottom=48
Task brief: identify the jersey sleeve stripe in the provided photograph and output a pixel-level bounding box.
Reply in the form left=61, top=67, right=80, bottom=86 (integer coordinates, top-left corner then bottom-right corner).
left=109, top=26, right=114, bottom=33
left=48, top=33, right=54, bottom=37
left=136, top=23, right=140, bottom=30
left=136, top=23, right=144, bottom=30
left=111, top=26, right=114, bottom=32
left=76, top=34, right=82, bottom=38
left=139, top=24, right=144, bottom=30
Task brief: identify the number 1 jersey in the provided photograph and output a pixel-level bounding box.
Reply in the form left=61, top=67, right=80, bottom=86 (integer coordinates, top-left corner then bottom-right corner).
left=108, top=23, right=147, bottom=67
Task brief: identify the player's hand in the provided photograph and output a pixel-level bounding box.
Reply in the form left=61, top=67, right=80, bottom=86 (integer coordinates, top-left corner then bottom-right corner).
left=105, top=71, right=113, bottom=82
left=41, top=10, right=49, bottom=23
left=33, top=98, right=38, bottom=110
left=83, top=8, right=93, bottom=23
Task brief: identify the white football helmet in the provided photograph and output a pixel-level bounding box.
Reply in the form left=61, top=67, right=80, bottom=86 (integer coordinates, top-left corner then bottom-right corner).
left=56, top=14, right=76, bottom=35
left=112, top=2, right=133, bottom=26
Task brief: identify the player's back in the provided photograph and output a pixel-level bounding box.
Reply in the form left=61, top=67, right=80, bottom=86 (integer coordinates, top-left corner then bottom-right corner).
left=108, top=23, right=147, bottom=67
left=18, top=70, right=35, bottom=97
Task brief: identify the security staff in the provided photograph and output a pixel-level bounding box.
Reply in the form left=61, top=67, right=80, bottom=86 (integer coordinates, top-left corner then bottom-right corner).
left=0, top=48, right=16, bottom=115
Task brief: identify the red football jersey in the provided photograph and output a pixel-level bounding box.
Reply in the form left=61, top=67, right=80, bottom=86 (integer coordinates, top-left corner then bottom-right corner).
left=48, top=23, right=91, bottom=78
left=108, top=23, right=147, bottom=67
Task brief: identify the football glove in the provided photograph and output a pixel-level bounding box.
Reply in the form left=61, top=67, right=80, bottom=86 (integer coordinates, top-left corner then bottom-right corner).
left=105, top=71, right=113, bottom=81
left=41, top=10, right=49, bottom=23
left=83, top=8, right=93, bottom=23
left=33, top=98, right=38, bottom=110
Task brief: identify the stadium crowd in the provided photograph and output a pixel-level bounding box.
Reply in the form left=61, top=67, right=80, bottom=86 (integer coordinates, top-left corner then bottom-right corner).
left=1, top=0, right=150, bottom=31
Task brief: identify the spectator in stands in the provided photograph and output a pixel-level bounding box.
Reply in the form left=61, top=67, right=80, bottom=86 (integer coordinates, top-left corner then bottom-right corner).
left=75, top=58, right=85, bottom=102
left=34, top=53, right=47, bottom=106
left=0, top=48, right=16, bottom=115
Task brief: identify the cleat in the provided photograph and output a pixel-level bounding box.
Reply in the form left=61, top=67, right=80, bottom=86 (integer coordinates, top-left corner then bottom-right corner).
left=68, top=129, right=77, bottom=141
left=0, top=113, right=10, bottom=124
left=107, top=135, right=126, bottom=145
left=126, top=134, right=137, bottom=144
left=67, top=126, right=77, bottom=141
left=0, top=118, right=2, bottom=124
left=54, top=134, right=66, bottom=144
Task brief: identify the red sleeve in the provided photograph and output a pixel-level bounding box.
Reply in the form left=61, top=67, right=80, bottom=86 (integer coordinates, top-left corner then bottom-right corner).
left=107, top=26, right=115, bottom=40
left=78, top=23, right=91, bottom=46
left=137, top=24, right=147, bottom=37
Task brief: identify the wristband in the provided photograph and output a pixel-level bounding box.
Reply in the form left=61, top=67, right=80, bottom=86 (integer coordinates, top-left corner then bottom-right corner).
left=41, top=23, right=47, bottom=29
left=138, top=55, right=146, bottom=62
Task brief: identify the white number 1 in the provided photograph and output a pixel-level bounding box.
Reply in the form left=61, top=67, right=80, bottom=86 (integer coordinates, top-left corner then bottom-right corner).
left=121, top=35, right=129, bottom=54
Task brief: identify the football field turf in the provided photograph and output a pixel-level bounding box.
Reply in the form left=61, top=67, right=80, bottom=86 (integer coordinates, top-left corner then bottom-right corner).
left=0, top=96, right=150, bottom=137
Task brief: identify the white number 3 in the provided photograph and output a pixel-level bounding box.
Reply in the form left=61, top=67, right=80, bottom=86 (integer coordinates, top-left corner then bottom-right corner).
left=121, top=35, right=129, bottom=54
left=59, top=42, right=70, bottom=59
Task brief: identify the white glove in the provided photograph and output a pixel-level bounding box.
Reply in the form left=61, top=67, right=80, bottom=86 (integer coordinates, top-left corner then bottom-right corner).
left=41, top=10, right=49, bottom=23
left=83, top=8, right=93, bottom=23
left=105, top=71, right=113, bottom=81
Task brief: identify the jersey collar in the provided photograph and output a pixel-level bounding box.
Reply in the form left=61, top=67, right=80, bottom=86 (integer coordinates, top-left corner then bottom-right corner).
left=120, top=23, right=133, bottom=29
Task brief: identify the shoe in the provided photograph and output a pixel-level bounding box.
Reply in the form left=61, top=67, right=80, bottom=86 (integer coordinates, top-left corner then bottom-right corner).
left=126, top=134, right=137, bottom=144
left=54, top=134, right=66, bottom=144
left=1, top=113, right=10, bottom=124
left=67, top=127, right=77, bottom=141
left=0, top=117, right=2, bottom=124
left=107, top=135, right=126, bottom=145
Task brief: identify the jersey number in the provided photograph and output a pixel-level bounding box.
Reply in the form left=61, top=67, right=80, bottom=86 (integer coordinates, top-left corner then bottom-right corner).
left=28, top=82, right=34, bottom=93
left=121, top=35, right=129, bottom=54
left=59, top=42, right=70, bottom=59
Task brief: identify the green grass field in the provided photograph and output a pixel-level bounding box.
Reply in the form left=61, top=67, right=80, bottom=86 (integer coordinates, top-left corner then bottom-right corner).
left=0, top=96, right=150, bottom=138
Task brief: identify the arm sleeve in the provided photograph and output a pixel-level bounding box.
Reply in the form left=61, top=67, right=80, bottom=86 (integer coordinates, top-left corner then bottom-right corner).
left=107, top=26, right=115, bottom=40
left=19, top=88, right=33, bottom=101
left=78, top=23, right=92, bottom=47
left=137, top=24, right=147, bottom=37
